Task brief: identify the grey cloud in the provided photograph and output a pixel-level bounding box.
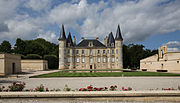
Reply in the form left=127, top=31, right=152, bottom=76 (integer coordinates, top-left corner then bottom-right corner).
left=0, top=23, right=9, bottom=32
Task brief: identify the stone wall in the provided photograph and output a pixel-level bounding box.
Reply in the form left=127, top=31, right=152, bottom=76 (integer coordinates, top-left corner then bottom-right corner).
left=21, top=60, right=48, bottom=71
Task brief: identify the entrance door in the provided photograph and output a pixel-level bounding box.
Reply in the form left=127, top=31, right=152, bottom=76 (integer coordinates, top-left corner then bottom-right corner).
left=90, top=65, right=92, bottom=73
left=12, top=63, right=15, bottom=74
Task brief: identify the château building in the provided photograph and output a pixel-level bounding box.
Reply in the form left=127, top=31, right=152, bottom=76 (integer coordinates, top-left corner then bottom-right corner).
left=58, top=25, right=123, bottom=70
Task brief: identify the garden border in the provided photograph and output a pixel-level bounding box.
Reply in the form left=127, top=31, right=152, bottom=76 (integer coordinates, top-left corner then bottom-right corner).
left=0, top=91, right=180, bottom=98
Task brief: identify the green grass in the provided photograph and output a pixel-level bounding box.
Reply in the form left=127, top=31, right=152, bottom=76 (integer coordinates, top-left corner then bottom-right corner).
left=31, top=71, right=180, bottom=78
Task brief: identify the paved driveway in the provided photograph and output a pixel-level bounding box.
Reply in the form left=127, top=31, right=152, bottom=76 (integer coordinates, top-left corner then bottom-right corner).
left=0, top=77, right=180, bottom=90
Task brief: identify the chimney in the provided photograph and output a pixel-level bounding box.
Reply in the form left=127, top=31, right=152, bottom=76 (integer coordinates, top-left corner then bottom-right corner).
left=73, top=36, right=76, bottom=45
left=81, top=37, right=85, bottom=40
left=96, top=37, right=99, bottom=40
left=104, top=36, right=108, bottom=46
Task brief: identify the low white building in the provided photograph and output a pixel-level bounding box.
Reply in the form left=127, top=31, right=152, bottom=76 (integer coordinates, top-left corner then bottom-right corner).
left=140, top=46, right=180, bottom=73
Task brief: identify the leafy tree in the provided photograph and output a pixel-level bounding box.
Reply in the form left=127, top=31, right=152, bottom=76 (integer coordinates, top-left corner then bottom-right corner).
left=44, top=55, right=58, bottom=69
left=14, top=38, right=26, bottom=55
left=0, top=40, right=12, bottom=53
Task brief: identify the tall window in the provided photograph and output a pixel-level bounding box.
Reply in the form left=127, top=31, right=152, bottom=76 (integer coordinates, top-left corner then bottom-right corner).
left=90, top=57, right=93, bottom=63
left=82, top=50, right=84, bottom=54
left=107, top=50, right=109, bottom=54
left=76, top=50, right=79, bottom=54
left=103, top=50, right=105, bottom=54
left=67, top=49, right=70, bottom=54
left=76, top=58, right=79, bottom=63
left=90, top=49, right=92, bottom=55
left=67, top=58, right=70, bottom=62
left=82, top=57, right=85, bottom=63
left=108, top=57, right=110, bottom=62
left=112, top=57, right=115, bottom=63
left=97, top=50, right=100, bottom=54
left=97, top=57, right=100, bottom=63
left=116, top=57, right=118, bottom=62
left=112, top=50, right=114, bottom=54
left=103, top=57, right=106, bottom=62
left=116, top=49, right=118, bottom=54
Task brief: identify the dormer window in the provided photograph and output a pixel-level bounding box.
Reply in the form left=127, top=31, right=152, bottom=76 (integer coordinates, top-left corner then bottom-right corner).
left=89, top=42, right=93, bottom=47
left=111, top=43, right=114, bottom=47
left=68, top=43, right=71, bottom=47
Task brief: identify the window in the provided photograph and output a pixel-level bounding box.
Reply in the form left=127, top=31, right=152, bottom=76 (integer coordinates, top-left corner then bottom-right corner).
left=67, top=58, right=70, bottom=62
left=108, top=57, right=110, bottom=62
left=116, top=57, right=118, bottom=62
left=107, top=50, right=109, bottom=53
left=82, top=50, right=84, bottom=54
left=103, top=50, right=105, bottom=54
left=116, top=49, right=118, bottom=54
left=76, top=50, right=79, bottom=54
left=112, top=57, right=115, bottom=63
left=67, top=49, right=70, bottom=54
left=103, top=57, right=106, bottom=62
left=112, top=50, right=114, bottom=54
left=111, top=43, right=114, bottom=47
left=90, top=49, right=92, bottom=55
left=76, top=58, right=79, bottom=63
left=89, top=42, right=93, bottom=47
left=82, top=57, right=85, bottom=63
left=97, top=50, right=100, bottom=54
left=90, top=57, right=93, bottom=63
left=68, top=43, right=71, bottom=47
left=97, top=57, right=100, bottom=63
left=177, top=61, right=179, bottom=63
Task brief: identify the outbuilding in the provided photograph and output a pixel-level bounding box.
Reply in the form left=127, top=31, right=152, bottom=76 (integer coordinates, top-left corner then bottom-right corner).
left=0, top=53, right=21, bottom=76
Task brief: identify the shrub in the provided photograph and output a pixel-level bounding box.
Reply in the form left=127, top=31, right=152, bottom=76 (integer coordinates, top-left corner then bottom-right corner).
left=35, top=84, right=45, bottom=92
left=25, top=54, right=42, bottom=59
left=44, top=55, right=58, bottom=69
left=109, top=85, right=117, bottom=91
left=79, top=85, right=108, bottom=91
left=0, top=86, right=5, bottom=92
left=122, top=86, right=132, bottom=91
left=63, top=84, right=71, bottom=91
left=8, top=82, right=25, bottom=91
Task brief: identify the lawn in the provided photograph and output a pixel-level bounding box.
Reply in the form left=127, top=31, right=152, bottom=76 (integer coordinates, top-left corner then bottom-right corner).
left=32, top=71, right=180, bottom=78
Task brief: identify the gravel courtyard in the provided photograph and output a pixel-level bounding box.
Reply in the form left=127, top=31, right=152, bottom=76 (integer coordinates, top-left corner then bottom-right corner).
left=0, top=77, right=180, bottom=90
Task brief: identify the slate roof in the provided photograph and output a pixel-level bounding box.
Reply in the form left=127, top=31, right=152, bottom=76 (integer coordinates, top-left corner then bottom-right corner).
left=58, top=24, right=66, bottom=40
left=115, top=25, right=123, bottom=40
left=66, top=32, right=74, bottom=47
left=107, top=32, right=115, bottom=47
left=76, top=39, right=106, bottom=48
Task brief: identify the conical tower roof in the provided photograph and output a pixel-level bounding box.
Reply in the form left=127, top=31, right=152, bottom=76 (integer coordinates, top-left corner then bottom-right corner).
left=115, top=25, right=123, bottom=41
left=107, top=32, right=115, bottom=47
left=66, top=32, right=74, bottom=47
left=58, top=24, right=66, bottom=40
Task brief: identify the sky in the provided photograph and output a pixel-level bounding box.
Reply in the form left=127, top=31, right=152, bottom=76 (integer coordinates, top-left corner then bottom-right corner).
left=0, top=0, right=180, bottom=52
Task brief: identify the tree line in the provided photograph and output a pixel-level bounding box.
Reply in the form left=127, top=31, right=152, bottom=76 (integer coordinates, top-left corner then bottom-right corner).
left=0, top=38, right=157, bottom=69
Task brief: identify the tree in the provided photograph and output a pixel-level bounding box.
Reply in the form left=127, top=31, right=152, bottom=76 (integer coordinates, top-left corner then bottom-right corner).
left=44, top=55, right=58, bottom=69
left=25, top=54, right=42, bottom=59
left=13, top=38, right=26, bottom=55
left=0, top=40, right=12, bottom=53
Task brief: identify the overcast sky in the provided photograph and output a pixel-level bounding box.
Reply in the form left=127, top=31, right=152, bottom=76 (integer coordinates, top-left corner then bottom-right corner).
left=0, top=0, right=180, bottom=51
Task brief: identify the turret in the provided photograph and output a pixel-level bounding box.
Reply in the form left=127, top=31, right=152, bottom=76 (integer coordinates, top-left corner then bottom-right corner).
left=58, top=24, right=66, bottom=69
left=115, top=25, right=123, bottom=69
left=107, top=32, right=115, bottom=47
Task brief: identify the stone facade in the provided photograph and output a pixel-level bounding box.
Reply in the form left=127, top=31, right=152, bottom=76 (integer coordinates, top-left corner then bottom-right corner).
left=21, top=60, right=48, bottom=71
left=0, top=53, right=21, bottom=76
left=140, top=46, right=180, bottom=73
left=58, top=25, right=123, bottom=70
